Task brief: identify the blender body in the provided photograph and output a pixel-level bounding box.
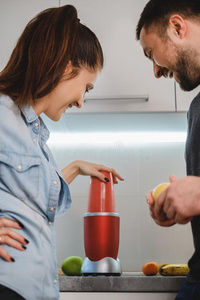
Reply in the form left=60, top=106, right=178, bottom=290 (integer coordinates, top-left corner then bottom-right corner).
left=81, top=171, right=122, bottom=275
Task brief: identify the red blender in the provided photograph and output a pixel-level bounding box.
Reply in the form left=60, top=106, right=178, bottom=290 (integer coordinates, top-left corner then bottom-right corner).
left=81, top=171, right=122, bottom=275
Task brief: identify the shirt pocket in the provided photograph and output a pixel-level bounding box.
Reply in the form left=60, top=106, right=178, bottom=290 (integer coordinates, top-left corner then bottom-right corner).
left=0, top=151, right=41, bottom=201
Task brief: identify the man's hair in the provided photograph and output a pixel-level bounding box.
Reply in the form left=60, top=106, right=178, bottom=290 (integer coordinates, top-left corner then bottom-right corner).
left=136, top=0, right=200, bottom=40
left=0, top=5, right=104, bottom=107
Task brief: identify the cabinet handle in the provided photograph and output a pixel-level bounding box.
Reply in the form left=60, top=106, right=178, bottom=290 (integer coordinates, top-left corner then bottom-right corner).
left=84, top=95, right=149, bottom=103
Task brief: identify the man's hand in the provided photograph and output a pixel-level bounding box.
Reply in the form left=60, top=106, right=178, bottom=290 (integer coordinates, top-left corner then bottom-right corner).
left=146, top=174, right=200, bottom=226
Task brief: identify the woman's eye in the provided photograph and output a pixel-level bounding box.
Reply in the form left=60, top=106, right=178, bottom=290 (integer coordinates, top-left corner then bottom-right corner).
left=85, top=85, right=93, bottom=93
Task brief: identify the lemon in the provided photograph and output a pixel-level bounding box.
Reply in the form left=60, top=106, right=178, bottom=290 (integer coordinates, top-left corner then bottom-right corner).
left=61, top=256, right=83, bottom=276
left=152, top=182, right=170, bottom=201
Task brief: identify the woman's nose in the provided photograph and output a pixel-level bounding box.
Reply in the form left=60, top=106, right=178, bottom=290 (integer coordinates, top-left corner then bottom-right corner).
left=74, top=97, right=84, bottom=108
left=153, top=61, right=163, bottom=78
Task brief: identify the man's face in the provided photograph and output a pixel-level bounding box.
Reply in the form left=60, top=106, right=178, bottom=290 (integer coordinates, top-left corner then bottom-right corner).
left=140, top=27, right=200, bottom=91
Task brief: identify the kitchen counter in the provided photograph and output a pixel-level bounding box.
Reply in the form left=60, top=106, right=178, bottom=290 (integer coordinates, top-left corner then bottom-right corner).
left=59, top=272, right=186, bottom=292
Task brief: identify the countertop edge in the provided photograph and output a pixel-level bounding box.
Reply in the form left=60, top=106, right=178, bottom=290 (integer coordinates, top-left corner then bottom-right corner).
left=59, top=273, right=186, bottom=292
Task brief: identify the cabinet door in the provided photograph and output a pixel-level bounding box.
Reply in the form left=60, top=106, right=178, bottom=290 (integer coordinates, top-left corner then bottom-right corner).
left=60, top=292, right=177, bottom=300
left=0, top=0, right=59, bottom=71
left=176, top=83, right=200, bottom=112
left=60, top=0, right=175, bottom=112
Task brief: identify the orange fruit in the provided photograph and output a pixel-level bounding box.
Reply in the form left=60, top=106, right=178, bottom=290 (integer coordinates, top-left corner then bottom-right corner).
left=152, top=182, right=170, bottom=201
left=142, top=261, right=159, bottom=276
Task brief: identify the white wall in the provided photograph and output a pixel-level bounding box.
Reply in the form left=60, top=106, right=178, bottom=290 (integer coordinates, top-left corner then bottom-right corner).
left=43, top=113, right=194, bottom=272
left=0, top=0, right=194, bottom=273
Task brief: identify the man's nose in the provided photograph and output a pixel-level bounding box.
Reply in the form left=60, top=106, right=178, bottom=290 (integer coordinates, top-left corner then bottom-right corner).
left=153, top=61, right=163, bottom=78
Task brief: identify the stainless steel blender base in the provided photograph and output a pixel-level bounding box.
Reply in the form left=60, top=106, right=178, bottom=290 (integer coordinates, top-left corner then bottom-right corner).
left=81, top=257, right=122, bottom=276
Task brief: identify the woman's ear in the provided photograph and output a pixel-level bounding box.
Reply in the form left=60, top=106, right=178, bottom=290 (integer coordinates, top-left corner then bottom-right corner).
left=64, top=60, right=73, bottom=75
left=167, top=15, right=187, bottom=42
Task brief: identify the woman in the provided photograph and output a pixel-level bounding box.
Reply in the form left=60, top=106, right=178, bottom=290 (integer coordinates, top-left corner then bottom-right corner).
left=0, top=5, right=123, bottom=299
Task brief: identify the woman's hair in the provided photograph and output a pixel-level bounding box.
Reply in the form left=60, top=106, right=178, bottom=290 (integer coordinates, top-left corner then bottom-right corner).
left=136, top=0, right=200, bottom=41
left=0, top=5, right=104, bottom=107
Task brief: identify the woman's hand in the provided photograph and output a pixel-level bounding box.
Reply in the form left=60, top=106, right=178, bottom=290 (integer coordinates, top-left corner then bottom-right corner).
left=62, top=160, right=124, bottom=184
left=0, top=218, right=29, bottom=262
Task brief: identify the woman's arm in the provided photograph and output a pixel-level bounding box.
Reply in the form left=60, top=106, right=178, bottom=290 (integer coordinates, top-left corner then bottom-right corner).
left=61, top=160, right=124, bottom=184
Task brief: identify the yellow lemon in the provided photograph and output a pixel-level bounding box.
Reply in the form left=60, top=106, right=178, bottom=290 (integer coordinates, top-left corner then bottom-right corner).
left=61, top=256, right=83, bottom=276
left=152, top=182, right=170, bottom=201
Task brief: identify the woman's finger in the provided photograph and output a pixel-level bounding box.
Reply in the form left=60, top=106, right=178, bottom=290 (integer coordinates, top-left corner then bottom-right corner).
left=0, top=218, right=29, bottom=262
left=0, top=227, right=28, bottom=246
left=97, top=165, right=124, bottom=181
left=0, top=234, right=27, bottom=251
left=0, top=217, right=23, bottom=229
left=0, top=246, right=15, bottom=262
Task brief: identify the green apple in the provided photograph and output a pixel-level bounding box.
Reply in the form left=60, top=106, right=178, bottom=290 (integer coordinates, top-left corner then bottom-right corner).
left=61, top=256, right=83, bottom=276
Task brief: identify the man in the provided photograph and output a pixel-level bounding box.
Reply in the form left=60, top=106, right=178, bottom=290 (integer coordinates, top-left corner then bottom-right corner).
left=136, top=0, right=200, bottom=299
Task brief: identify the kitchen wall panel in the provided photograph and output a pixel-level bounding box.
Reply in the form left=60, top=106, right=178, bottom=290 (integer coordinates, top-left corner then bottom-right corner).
left=50, top=113, right=194, bottom=271
left=0, top=0, right=59, bottom=70
left=54, top=142, right=193, bottom=271
left=0, top=0, right=194, bottom=272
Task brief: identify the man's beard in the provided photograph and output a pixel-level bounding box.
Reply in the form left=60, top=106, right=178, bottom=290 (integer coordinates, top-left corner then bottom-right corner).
left=173, top=47, right=200, bottom=91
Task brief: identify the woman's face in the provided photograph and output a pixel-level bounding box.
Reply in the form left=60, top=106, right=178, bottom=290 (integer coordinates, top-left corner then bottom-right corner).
left=33, top=66, right=99, bottom=121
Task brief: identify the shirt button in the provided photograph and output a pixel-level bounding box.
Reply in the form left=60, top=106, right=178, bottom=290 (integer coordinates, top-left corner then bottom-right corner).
left=53, top=180, right=57, bottom=185
left=33, top=138, right=37, bottom=142
left=34, top=123, right=39, bottom=127
left=53, top=280, right=57, bottom=284
left=17, top=165, right=22, bottom=170
left=48, top=222, right=52, bottom=225
left=50, top=207, right=54, bottom=211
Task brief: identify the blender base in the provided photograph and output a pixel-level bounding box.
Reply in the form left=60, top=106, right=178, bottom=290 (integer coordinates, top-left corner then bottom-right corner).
left=81, top=257, right=122, bottom=276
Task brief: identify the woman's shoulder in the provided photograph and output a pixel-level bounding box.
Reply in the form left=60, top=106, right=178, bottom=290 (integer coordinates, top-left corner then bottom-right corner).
left=0, top=94, right=20, bottom=116
left=0, top=94, right=28, bottom=144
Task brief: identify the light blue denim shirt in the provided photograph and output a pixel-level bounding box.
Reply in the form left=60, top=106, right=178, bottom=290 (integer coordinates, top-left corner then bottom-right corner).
left=0, top=94, right=72, bottom=300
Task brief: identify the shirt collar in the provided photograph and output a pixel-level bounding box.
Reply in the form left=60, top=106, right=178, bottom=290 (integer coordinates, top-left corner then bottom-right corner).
left=20, top=104, right=50, bottom=142
left=21, top=104, right=39, bottom=123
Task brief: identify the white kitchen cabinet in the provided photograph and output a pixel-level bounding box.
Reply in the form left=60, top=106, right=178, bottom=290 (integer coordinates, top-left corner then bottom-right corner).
left=60, top=292, right=177, bottom=300
left=0, top=0, right=176, bottom=112
left=175, top=83, right=200, bottom=111
left=60, top=0, right=175, bottom=112
left=0, top=0, right=59, bottom=71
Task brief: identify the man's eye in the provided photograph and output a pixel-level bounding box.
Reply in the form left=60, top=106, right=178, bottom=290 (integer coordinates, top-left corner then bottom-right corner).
left=148, top=52, right=153, bottom=60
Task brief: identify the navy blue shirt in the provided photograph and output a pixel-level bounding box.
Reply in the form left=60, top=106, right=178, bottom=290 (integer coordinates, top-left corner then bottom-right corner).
left=0, top=94, right=71, bottom=299
left=185, top=91, right=200, bottom=281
